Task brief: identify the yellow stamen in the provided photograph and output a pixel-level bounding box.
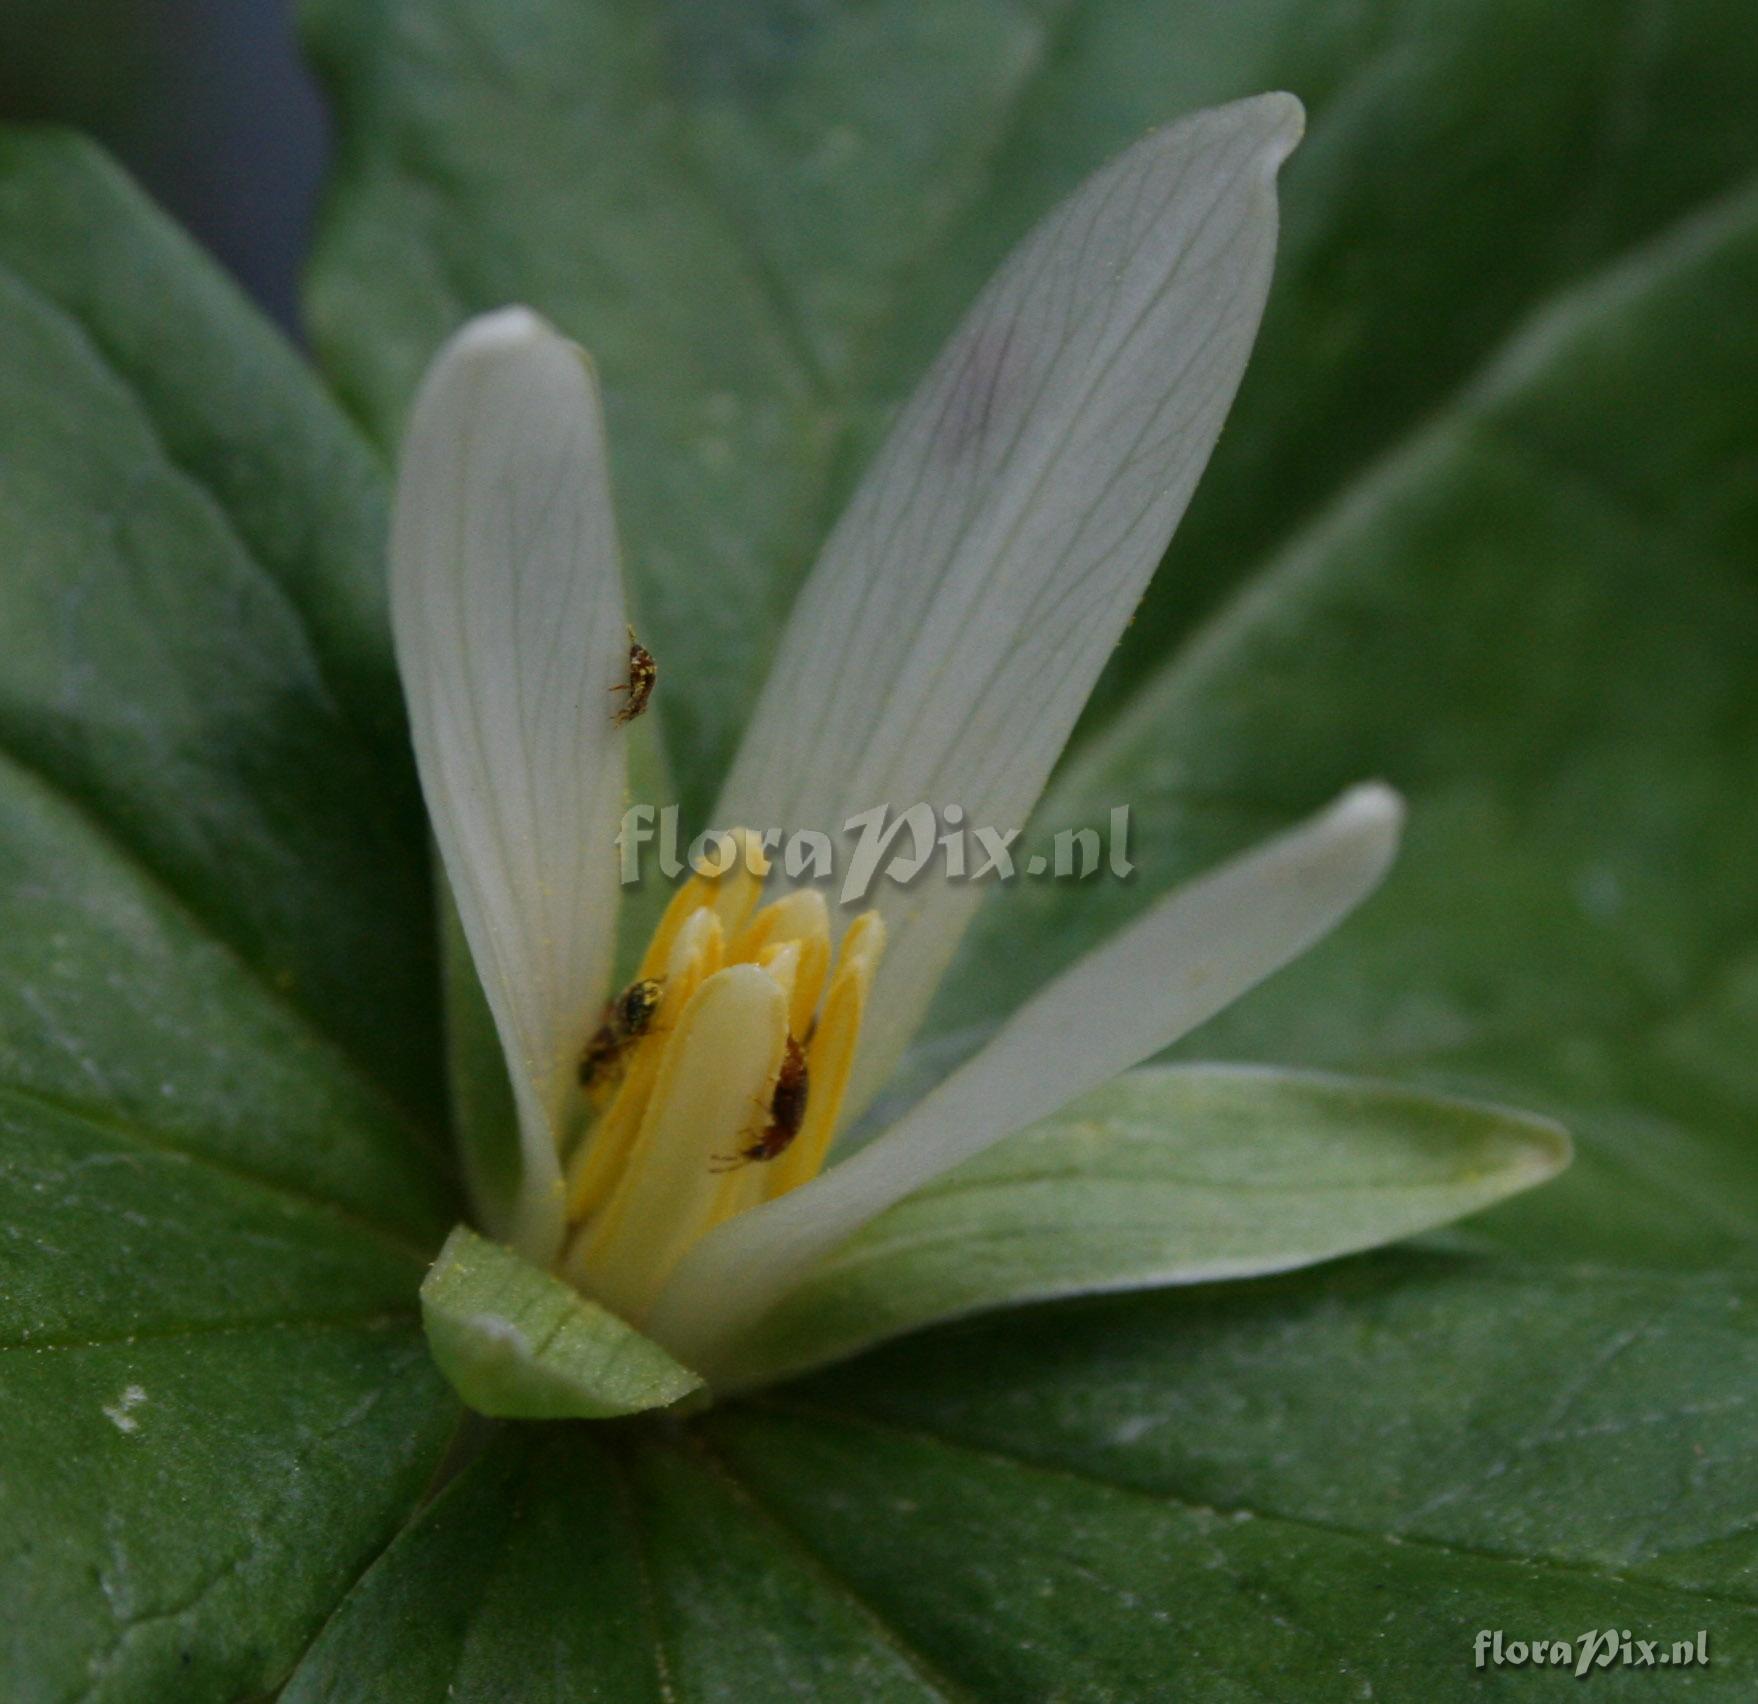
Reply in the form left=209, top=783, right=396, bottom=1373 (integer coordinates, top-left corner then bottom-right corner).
left=556, top=836, right=883, bottom=1325
left=563, top=906, right=722, bottom=1220
left=764, top=910, right=884, bottom=1199
left=565, top=964, right=788, bottom=1322
left=636, top=828, right=769, bottom=979
left=737, top=889, right=831, bottom=1036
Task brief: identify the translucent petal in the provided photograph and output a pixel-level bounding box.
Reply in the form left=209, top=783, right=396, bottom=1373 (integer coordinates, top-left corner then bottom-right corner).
left=651, top=784, right=1402, bottom=1369
left=392, top=308, right=630, bottom=1259
left=714, top=94, right=1305, bottom=1115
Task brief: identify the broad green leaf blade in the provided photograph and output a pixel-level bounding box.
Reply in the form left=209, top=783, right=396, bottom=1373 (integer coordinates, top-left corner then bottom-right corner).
left=707, top=1392, right=1756, bottom=1698
left=722, top=1066, right=1568, bottom=1388
left=439, top=874, right=523, bottom=1241
left=306, top=0, right=841, bottom=817
left=933, top=173, right=1758, bottom=1273
left=283, top=1430, right=953, bottom=1702
left=305, top=4, right=1758, bottom=1692
left=303, top=0, right=1758, bottom=810
left=1, top=1324, right=454, bottom=1704
left=0, top=129, right=442, bottom=1127
left=787, top=1259, right=1758, bottom=1615
left=287, top=1259, right=1758, bottom=1701
left=0, top=138, right=461, bottom=1697
left=0, top=748, right=453, bottom=1244
left=0, top=130, right=455, bottom=1238
left=278, top=1433, right=662, bottom=1704
left=0, top=1082, right=458, bottom=1701
left=421, top=1226, right=701, bottom=1418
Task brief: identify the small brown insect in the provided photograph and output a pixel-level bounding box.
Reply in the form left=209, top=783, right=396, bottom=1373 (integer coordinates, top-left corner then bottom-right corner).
left=609, top=625, right=657, bottom=726
left=713, top=1035, right=810, bottom=1170
left=578, top=976, right=664, bottom=1089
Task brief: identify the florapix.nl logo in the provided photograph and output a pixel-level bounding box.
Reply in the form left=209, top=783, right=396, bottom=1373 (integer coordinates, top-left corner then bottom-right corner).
left=617, top=803, right=1135, bottom=903
left=1473, top=1629, right=1709, bottom=1676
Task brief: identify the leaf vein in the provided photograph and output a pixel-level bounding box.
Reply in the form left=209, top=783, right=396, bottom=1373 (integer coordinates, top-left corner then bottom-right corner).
left=754, top=1398, right=1758, bottom=1613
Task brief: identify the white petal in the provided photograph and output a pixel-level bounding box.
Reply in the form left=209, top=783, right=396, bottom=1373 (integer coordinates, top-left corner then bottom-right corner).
left=392, top=308, right=630, bottom=1261
left=714, top=93, right=1304, bottom=1115
left=650, top=783, right=1402, bottom=1369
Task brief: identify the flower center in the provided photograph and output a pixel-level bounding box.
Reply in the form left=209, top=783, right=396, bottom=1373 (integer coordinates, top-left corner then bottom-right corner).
left=558, top=831, right=883, bottom=1324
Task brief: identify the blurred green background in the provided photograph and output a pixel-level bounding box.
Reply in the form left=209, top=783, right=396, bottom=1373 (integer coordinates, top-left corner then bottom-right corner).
left=0, top=0, right=321, bottom=329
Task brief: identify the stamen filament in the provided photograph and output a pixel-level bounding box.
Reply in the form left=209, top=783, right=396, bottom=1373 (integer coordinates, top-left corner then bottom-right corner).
left=555, top=834, right=883, bottom=1327
left=565, top=964, right=787, bottom=1322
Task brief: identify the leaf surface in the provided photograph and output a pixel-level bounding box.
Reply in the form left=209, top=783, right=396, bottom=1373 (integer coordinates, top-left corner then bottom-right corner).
left=11, top=0, right=1758, bottom=1695
left=0, top=134, right=461, bottom=1699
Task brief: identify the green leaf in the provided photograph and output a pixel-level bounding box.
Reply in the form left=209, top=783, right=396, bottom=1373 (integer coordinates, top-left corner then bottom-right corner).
left=302, top=0, right=1758, bottom=814
left=283, top=1261, right=1758, bottom=1700
left=0, top=134, right=461, bottom=1696
left=722, top=1262, right=1758, bottom=1694
left=938, top=163, right=1758, bottom=1275
left=282, top=1428, right=960, bottom=1702
left=278, top=1434, right=661, bottom=1703
left=0, top=129, right=443, bottom=1125
left=298, top=0, right=1758, bottom=1695
left=726, top=1066, right=1568, bottom=1388
left=421, top=1226, right=702, bottom=1418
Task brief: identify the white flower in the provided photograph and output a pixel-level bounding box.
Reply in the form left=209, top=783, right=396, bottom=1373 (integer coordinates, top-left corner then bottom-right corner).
left=391, top=93, right=1405, bottom=1385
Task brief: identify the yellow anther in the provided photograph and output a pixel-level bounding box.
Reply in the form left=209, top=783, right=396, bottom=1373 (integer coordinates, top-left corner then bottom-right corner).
left=754, top=939, right=802, bottom=1009
left=730, top=886, right=823, bottom=959
left=565, top=964, right=787, bottom=1323
left=564, top=906, right=722, bottom=1220
left=764, top=911, right=886, bottom=1199
left=637, top=828, right=770, bottom=978
left=558, top=833, right=884, bottom=1325
left=734, top=889, right=831, bottom=1036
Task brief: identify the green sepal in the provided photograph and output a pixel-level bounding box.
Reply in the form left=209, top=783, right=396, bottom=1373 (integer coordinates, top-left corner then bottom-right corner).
left=420, top=1225, right=702, bottom=1419
left=725, top=1066, right=1569, bottom=1388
